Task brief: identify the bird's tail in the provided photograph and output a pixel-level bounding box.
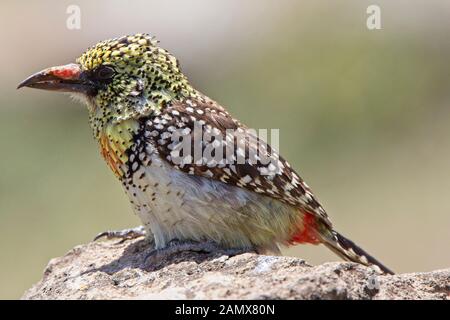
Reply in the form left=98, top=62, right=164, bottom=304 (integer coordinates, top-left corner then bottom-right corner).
left=320, top=229, right=394, bottom=275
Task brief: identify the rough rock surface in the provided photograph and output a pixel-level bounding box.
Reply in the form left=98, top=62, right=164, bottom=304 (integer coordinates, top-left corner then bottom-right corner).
left=22, top=238, right=449, bottom=300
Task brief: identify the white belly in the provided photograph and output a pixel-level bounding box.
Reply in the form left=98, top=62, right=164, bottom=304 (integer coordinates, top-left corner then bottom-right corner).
left=122, top=151, right=296, bottom=251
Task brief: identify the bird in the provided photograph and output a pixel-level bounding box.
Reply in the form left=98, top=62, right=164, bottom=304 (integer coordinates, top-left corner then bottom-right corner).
left=18, top=33, right=393, bottom=274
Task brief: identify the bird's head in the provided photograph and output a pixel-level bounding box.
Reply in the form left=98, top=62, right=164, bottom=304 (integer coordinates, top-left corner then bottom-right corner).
left=18, top=34, right=196, bottom=136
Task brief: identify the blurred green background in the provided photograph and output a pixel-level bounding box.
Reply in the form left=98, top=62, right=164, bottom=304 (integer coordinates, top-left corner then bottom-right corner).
left=1, top=0, right=450, bottom=299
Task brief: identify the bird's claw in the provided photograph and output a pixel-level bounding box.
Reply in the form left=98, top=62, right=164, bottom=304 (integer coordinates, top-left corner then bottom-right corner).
left=93, top=226, right=146, bottom=243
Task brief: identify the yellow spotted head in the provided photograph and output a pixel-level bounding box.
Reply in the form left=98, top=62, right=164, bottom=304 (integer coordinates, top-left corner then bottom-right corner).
left=77, top=34, right=159, bottom=70
left=18, top=33, right=197, bottom=137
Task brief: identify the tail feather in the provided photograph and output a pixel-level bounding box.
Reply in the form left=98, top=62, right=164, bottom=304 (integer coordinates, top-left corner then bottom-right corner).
left=321, top=229, right=394, bottom=275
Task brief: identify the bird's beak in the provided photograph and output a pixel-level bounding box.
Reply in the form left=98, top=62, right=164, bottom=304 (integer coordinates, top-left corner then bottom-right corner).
left=17, top=63, right=96, bottom=95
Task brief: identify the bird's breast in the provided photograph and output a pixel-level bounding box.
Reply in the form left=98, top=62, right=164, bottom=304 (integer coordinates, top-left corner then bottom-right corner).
left=120, top=145, right=301, bottom=249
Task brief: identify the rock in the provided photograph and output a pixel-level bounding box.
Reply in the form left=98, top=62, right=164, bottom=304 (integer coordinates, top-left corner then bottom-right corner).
left=22, top=239, right=449, bottom=300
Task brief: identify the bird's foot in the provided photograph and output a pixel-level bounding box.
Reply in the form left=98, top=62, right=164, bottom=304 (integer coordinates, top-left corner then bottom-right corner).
left=144, top=240, right=252, bottom=266
left=93, top=226, right=146, bottom=243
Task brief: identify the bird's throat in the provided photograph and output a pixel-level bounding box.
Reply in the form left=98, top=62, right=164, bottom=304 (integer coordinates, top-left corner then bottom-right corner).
left=98, top=119, right=140, bottom=179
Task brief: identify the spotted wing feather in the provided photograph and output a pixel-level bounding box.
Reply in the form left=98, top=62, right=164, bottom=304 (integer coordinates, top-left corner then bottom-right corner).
left=143, top=96, right=332, bottom=227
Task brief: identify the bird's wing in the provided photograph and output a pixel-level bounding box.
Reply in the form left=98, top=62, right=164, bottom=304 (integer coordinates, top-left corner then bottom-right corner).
left=144, top=95, right=332, bottom=227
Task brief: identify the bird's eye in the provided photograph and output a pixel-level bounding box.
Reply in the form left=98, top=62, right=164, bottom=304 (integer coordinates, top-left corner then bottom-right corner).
left=94, top=65, right=115, bottom=81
